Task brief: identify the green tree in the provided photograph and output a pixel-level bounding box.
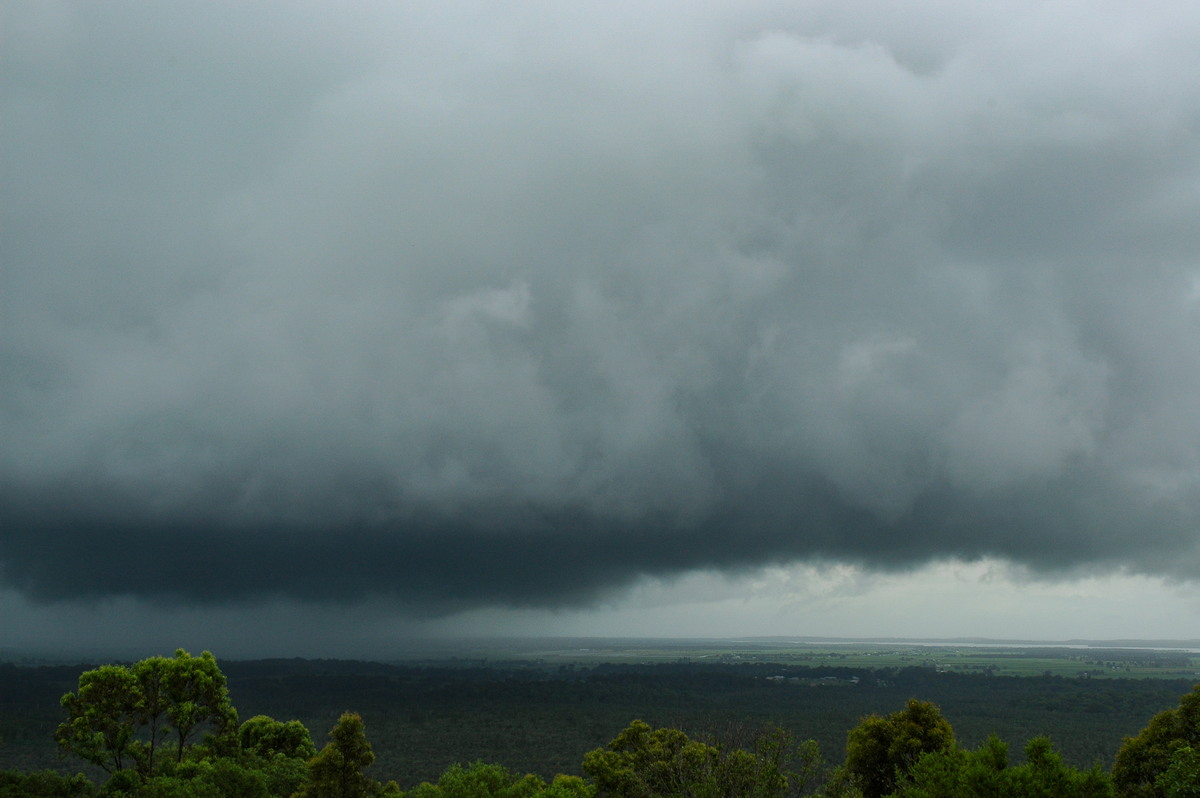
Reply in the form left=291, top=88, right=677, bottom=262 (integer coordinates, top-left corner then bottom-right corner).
left=582, top=720, right=717, bottom=798
left=404, top=761, right=548, bottom=798
left=749, top=725, right=822, bottom=798
left=55, top=651, right=239, bottom=778
left=146, top=757, right=273, bottom=798
left=1155, top=746, right=1200, bottom=798
left=132, top=655, right=174, bottom=775
left=55, top=664, right=144, bottom=774
left=249, top=753, right=313, bottom=798
left=301, top=711, right=397, bottom=798
left=539, top=775, right=598, bottom=798
left=1014, top=737, right=1112, bottom=798
left=0, top=768, right=97, bottom=798
left=892, top=734, right=1112, bottom=798
left=811, top=769, right=862, bottom=798
left=163, top=649, right=238, bottom=763
left=240, top=715, right=318, bottom=761
left=404, top=763, right=597, bottom=798
left=232, top=715, right=319, bottom=798
left=1114, top=683, right=1200, bottom=798
left=843, top=699, right=955, bottom=798
left=50, top=651, right=319, bottom=796
left=582, top=719, right=813, bottom=798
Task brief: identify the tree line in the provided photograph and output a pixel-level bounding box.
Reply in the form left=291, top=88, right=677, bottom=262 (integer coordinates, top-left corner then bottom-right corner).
left=1, top=650, right=1196, bottom=797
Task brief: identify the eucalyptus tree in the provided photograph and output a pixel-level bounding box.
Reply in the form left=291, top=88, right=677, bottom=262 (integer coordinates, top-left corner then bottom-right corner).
left=841, top=699, right=955, bottom=798
left=55, top=664, right=143, bottom=774
left=582, top=719, right=814, bottom=798
left=131, top=654, right=173, bottom=774
left=162, top=649, right=238, bottom=763
left=1114, top=683, right=1200, bottom=798
left=301, top=711, right=399, bottom=798
left=888, top=734, right=1113, bottom=798
left=55, top=649, right=238, bottom=776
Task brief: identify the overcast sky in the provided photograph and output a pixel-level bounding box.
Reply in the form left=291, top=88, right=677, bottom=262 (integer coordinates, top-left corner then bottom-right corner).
left=4, top=0, right=1200, bottom=658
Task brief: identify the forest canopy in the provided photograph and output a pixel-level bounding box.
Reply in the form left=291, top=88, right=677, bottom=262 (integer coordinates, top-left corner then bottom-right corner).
left=1, top=652, right=1197, bottom=797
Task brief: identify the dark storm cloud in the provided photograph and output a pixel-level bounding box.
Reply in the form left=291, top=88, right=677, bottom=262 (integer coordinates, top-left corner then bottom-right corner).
left=4, top=0, right=1200, bottom=612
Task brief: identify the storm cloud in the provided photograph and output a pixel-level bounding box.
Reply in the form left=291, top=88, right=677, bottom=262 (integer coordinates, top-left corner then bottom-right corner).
left=4, top=0, right=1200, bottom=615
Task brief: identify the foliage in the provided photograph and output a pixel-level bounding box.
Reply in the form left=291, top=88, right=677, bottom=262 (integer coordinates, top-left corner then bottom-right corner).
left=56, top=664, right=144, bottom=773
left=240, top=714, right=318, bottom=760
left=808, top=766, right=863, bottom=798
left=1114, top=683, right=1200, bottom=798
left=139, top=752, right=315, bottom=798
left=582, top=719, right=816, bottom=798
left=891, top=734, right=1113, bottom=798
left=20, top=654, right=1200, bottom=798
left=88, top=739, right=317, bottom=797
left=162, top=649, right=239, bottom=764
left=0, top=768, right=97, bottom=797
left=1156, top=746, right=1200, bottom=798
left=50, top=652, right=324, bottom=797
left=301, top=711, right=400, bottom=798
left=842, top=699, right=955, bottom=798
left=12, top=658, right=1187, bottom=784
left=540, top=775, right=599, bottom=798
left=55, top=650, right=238, bottom=779
left=401, top=761, right=589, bottom=798
left=246, top=752, right=312, bottom=797
left=134, top=758, right=270, bottom=798
left=1014, top=737, right=1113, bottom=798
left=130, top=776, right=221, bottom=797
left=131, top=656, right=173, bottom=775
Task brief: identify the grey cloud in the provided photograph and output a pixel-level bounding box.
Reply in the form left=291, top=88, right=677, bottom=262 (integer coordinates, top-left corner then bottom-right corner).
left=4, top=0, right=1200, bottom=613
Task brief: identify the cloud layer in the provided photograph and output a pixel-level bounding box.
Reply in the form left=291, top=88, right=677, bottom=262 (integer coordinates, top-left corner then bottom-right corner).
left=4, top=0, right=1200, bottom=613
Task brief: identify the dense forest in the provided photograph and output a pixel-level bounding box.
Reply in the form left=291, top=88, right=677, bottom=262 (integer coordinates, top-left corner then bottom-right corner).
left=1, top=650, right=1197, bottom=796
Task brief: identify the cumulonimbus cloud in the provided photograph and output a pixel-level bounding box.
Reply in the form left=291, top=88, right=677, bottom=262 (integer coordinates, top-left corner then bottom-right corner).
left=3, top=0, right=1200, bottom=611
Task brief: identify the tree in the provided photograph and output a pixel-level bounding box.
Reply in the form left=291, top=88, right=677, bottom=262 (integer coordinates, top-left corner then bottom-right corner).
left=1014, top=737, right=1112, bottom=798
left=56, top=650, right=245, bottom=789
left=582, top=720, right=717, bottom=798
left=164, top=649, right=238, bottom=763
left=144, top=757, right=273, bottom=798
left=240, top=715, right=318, bottom=761
left=843, top=699, right=955, bottom=798
left=750, top=725, right=822, bottom=798
left=540, top=775, right=599, bottom=798
left=301, top=711, right=398, bottom=798
left=0, top=768, right=97, bottom=798
left=1156, top=746, right=1200, bottom=798
left=405, top=761, right=549, bottom=798
left=1114, top=683, right=1200, bottom=798
left=405, top=763, right=597, bottom=798
left=55, top=664, right=143, bottom=774
left=891, top=734, right=1113, bottom=798
left=132, top=655, right=174, bottom=775
left=228, top=715, right=318, bottom=797
left=582, top=719, right=813, bottom=798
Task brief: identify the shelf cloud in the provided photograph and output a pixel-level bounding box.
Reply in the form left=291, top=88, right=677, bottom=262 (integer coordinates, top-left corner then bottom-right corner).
left=4, top=0, right=1200, bottom=617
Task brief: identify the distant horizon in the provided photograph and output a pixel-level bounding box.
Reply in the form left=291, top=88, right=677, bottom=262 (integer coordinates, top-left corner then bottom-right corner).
left=6, top=633, right=1200, bottom=666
